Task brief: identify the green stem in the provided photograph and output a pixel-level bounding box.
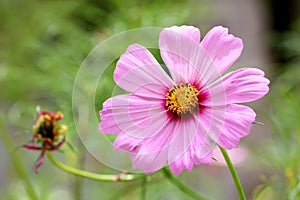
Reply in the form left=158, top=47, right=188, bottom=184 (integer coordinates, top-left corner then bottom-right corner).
left=141, top=176, right=147, bottom=200
left=219, top=146, right=246, bottom=200
left=46, top=152, right=145, bottom=182
left=0, top=116, right=39, bottom=200
left=162, top=168, right=211, bottom=200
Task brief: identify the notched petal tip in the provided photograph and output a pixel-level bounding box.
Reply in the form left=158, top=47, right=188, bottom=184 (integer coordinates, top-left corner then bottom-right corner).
left=161, top=25, right=201, bottom=43
left=208, top=67, right=270, bottom=104
left=125, top=43, right=146, bottom=53
left=201, top=26, right=244, bottom=75
left=169, top=160, right=193, bottom=176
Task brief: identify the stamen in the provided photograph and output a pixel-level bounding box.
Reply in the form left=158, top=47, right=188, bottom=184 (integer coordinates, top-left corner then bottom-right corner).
left=165, top=83, right=199, bottom=116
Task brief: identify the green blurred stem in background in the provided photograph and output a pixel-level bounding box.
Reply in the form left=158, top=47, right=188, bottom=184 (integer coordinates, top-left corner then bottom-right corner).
left=0, top=116, right=39, bottom=200
left=219, top=146, right=246, bottom=200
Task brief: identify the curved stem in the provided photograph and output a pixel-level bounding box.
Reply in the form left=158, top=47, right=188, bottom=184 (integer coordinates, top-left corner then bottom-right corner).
left=0, top=116, right=39, bottom=200
left=219, top=146, right=246, bottom=200
left=162, top=168, right=211, bottom=200
left=46, top=152, right=145, bottom=182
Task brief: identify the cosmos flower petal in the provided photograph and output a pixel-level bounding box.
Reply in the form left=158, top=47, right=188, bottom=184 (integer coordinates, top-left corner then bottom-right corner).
left=23, top=144, right=44, bottom=150
left=99, top=94, right=167, bottom=138
left=164, top=25, right=201, bottom=42
left=169, top=150, right=193, bottom=175
left=201, top=26, right=243, bottom=75
left=205, top=68, right=270, bottom=105
left=168, top=116, right=198, bottom=165
left=135, top=118, right=179, bottom=154
left=130, top=149, right=168, bottom=174
left=197, top=105, right=228, bottom=150
left=128, top=119, right=180, bottom=173
left=191, top=140, right=213, bottom=165
left=199, top=104, right=255, bottom=149
left=114, top=133, right=143, bottom=152
left=221, top=68, right=270, bottom=103
left=99, top=95, right=129, bottom=134
left=169, top=126, right=213, bottom=176
left=34, top=151, right=46, bottom=174
left=49, top=136, right=66, bottom=151
left=217, top=104, right=256, bottom=149
left=113, top=111, right=178, bottom=154
left=114, top=44, right=174, bottom=93
left=159, top=26, right=220, bottom=85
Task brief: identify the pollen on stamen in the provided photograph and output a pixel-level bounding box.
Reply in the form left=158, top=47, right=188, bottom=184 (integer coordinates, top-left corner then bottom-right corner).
left=165, top=83, right=199, bottom=117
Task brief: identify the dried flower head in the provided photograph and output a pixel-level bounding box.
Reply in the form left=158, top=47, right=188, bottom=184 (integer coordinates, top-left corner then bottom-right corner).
left=24, top=110, right=67, bottom=173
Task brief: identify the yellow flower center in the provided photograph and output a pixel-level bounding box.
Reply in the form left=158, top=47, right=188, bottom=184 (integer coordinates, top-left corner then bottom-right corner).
left=166, top=83, right=199, bottom=116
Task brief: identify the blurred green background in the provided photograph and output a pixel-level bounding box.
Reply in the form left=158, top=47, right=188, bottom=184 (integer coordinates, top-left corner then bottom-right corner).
left=1, top=0, right=300, bottom=199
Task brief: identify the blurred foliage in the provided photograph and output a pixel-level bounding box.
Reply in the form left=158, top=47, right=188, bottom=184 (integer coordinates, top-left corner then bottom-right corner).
left=0, top=0, right=193, bottom=130
left=271, top=19, right=300, bottom=75
left=2, top=0, right=300, bottom=199
left=256, top=19, right=300, bottom=200
left=0, top=0, right=207, bottom=199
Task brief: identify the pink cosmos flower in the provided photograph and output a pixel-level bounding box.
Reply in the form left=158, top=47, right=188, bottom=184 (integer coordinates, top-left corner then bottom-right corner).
left=99, top=26, right=269, bottom=175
